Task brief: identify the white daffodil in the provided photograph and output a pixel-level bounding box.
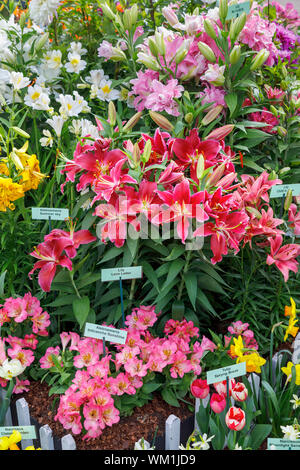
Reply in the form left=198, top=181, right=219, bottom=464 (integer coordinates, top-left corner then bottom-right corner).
left=0, top=358, right=25, bottom=380
left=9, top=72, right=31, bottom=91
left=40, top=129, right=53, bottom=147
left=96, top=79, right=120, bottom=102
left=281, top=425, right=300, bottom=440
left=290, top=394, right=300, bottom=410
left=65, top=52, right=87, bottom=74
left=46, top=115, right=65, bottom=137
left=24, top=84, right=51, bottom=111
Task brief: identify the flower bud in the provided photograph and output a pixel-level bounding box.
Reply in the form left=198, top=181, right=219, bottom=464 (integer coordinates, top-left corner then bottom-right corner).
left=207, top=162, right=226, bottom=187
left=174, top=45, right=188, bottom=64
left=148, top=37, right=159, bottom=57
left=184, top=112, right=193, bottom=124
left=219, top=0, right=228, bottom=23
left=149, top=111, right=174, bottom=131
left=277, top=126, right=287, bottom=137
left=34, top=32, right=49, bottom=53
left=123, top=111, right=143, bottom=131
left=154, top=31, right=166, bottom=57
left=203, top=18, right=217, bottom=39
left=11, top=127, right=30, bottom=139
left=108, top=101, right=116, bottom=126
left=110, top=47, right=127, bottom=61
left=198, top=41, right=216, bottom=63
left=250, top=49, right=270, bottom=71
left=132, top=143, right=141, bottom=166
left=278, top=167, right=290, bottom=175
left=123, top=5, right=138, bottom=30
left=229, top=44, right=241, bottom=64
left=101, top=2, right=116, bottom=20
left=280, top=80, right=288, bottom=91
left=225, top=406, right=246, bottom=431
left=142, top=139, right=152, bottom=163
left=284, top=189, right=293, bottom=211
left=205, top=124, right=234, bottom=140
left=19, top=11, right=27, bottom=29
left=196, top=153, right=205, bottom=180
left=246, top=206, right=262, bottom=219
left=269, top=105, right=278, bottom=117
left=162, top=6, right=179, bottom=27
left=201, top=105, right=223, bottom=125
left=268, top=170, right=278, bottom=180
left=10, top=151, right=24, bottom=170
left=229, top=12, right=247, bottom=42
left=137, top=52, right=160, bottom=70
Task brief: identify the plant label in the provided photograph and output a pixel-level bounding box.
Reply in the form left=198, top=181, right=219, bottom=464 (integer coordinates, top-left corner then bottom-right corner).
left=267, top=438, right=300, bottom=450
left=0, top=425, right=36, bottom=439
left=270, top=184, right=300, bottom=198
left=101, top=266, right=143, bottom=282
left=84, top=322, right=128, bottom=345
left=226, top=2, right=250, bottom=19
left=31, top=207, right=69, bottom=220
left=206, top=362, right=246, bottom=385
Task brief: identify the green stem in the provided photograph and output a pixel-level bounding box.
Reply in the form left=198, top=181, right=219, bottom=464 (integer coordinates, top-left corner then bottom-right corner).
left=0, top=379, right=14, bottom=426
left=69, top=270, right=81, bottom=298
left=177, top=250, right=192, bottom=301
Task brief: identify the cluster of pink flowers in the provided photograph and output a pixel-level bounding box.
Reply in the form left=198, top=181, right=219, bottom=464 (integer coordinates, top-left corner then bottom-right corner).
left=0, top=292, right=50, bottom=335
left=28, top=227, right=97, bottom=292
left=45, top=306, right=213, bottom=439
left=58, top=125, right=300, bottom=282
left=225, top=321, right=258, bottom=352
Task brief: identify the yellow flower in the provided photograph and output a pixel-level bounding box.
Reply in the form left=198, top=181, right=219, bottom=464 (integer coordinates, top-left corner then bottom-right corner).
left=230, top=335, right=244, bottom=358
left=285, top=298, right=296, bottom=319
left=0, top=430, right=22, bottom=450
left=25, top=446, right=41, bottom=450
left=281, top=361, right=300, bottom=386
left=0, top=436, right=10, bottom=450
left=20, top=154, right=45, bottom=191
left=0, top=177, right=24, bottom=211
left=284, top=317, right=299, bottom=342
left=237, top=352, right=266, bottom=374
left=0, top=161, right=9, bottom=176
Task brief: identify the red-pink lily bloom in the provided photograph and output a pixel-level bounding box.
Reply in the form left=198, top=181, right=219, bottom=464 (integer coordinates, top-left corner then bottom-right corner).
left=45, top=227, right=97, bottom=259
left=288, top=203, right=300, bottom=235
left=92, top=158, right=137, bottom=203
left=29, top=238, right=73, bottom=292
left=266, top=234, right=300, bottom=282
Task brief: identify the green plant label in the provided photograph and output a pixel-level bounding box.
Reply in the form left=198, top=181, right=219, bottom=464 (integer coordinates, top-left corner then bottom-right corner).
left=267, top=438, right=300, bottom=450
left=0, top=425, right=36, bottom=439
left=84, top=322, right=128, bottom=344
left=101, top=266, right=143, bottom=282
left=270, top=184, right=300, bottom=198
left=31, top=207, right=69, bottom=220
left=227, top=2, right=250, bottom=19
left=206, top=362, right=246, bottom=385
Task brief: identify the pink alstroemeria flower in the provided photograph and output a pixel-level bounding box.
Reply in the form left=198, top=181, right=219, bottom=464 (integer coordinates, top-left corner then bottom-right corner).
left=29, top=238, right=73, bottom=292
left=266, top=235, right=300, bottom=282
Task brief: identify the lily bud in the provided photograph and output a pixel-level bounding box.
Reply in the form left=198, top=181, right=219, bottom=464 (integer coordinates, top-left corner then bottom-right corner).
left=219, top=0, right=228, bottom=23
left=162, top=6, right=179, bottom=27
left=198, top=41, right=216, bottom=63
left=137, top=52, right=160, bottom=70
left=108, top=101, right=116, bottom=127
left=269, top=105, right=278, bottom=116
left=10, top=151, right=24, bottom=170
left=34, top=32, right=49, bottom=53
left=123, top=4, right=138, bottom=30
left=246, top=206, right=262, bottom=219
left=284, top=189, right=293, bottom=211
left=196, top=154, right=205, bottom=180
left=278, top=167, right=290, bottom=176
left=184, top=113, right=193, bottom=124
left=142, top=139, right=152, bottom=163
left=123, top=111, right=143, bottom=131
left=268, top=170, right=278, bottom=180
left=229, top=12, right=247, bottom=42
left=229, top=45, right=241, bottom=64
left=205, top=124, right=234, bottom=140
left=201, top=105, right=223, bottom=125
left=154, top=31, right=166, bottom=57
left=174, top=45, right=188, bottom=64
left=203, top=19, right=217, bottom=39
left=149, top=111, right=174, bottom=131
left=250, top=49, right=270, bottom=71
left=11, top=127, right=30, bottom=139
left=110, top=47, right=127, bottom=61
left=101, top=2, right=116, bottom=20
left=207, top=162, right=226, bottom=187
left=148, top=37, right=159, bottom=57
left=19, top=11, right=27, bottom=29
left=132, top=143, right=141, bottom=166
left=277, top=126, right=287, bottom=137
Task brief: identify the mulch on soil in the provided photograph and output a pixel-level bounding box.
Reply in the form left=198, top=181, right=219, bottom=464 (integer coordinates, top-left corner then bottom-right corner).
left=13, top=381, right=194, bottom=450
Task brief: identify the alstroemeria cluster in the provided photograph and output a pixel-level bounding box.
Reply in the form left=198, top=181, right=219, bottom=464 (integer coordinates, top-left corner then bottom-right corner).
left=60, top=125, right=300, bottom=282
left=44, top=306, right=210, bottom=439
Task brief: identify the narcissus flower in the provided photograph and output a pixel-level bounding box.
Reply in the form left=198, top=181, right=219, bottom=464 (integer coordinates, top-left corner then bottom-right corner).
left=236, top=352, right=266, bottom=374
left=281, top=362, right=300, bottom=385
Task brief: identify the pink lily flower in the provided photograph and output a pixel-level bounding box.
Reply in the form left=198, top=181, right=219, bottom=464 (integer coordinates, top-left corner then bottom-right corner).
left=288, top=203, right=300, bottom=235
left=266, top=235, right=300, bottom=282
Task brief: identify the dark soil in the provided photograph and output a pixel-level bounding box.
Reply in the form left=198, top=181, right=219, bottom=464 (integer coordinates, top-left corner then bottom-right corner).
left=12, top=381, right=194, bottom=450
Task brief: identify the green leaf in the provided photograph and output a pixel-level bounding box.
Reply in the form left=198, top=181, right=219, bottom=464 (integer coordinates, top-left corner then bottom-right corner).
left=98, top=246, right=122, bottom=264
left=142, top=382, right=162, bottom=394
left=249, top=424, right=272, bottom=450
left=225, top=93, right=238, bottom=117
left=161, top=258, right=185, bottom=291
left=184, top=272, right=198, bottom=310
left=72, top=296, right=90, bottom=330
left=0, top=270, right=6, bottom=297
left=161, top=388, right=180, bottom=407
left=161, top=245, right=186, bottom=262
left=261, top=380, right=281, bottom=416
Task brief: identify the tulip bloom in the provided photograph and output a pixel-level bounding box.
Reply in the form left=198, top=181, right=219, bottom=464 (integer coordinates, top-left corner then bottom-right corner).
left=190, top=378, right=210, bottom=399
left=231, top=382, right=248, bottom=402
left=225, top=406, right=246, bottom=431
left=214, top=378, right=236, bottom=397
left=210, top=393, right=226, bottom=413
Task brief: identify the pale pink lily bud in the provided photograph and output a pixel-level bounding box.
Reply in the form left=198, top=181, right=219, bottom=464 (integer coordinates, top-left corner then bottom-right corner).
left=205, top=124, right=234, bottom=141
left=162, top=6, right=179, bottom=27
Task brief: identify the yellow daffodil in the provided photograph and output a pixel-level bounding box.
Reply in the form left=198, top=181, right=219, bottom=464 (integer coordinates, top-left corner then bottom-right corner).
left=237, top=352, right=266, bottom=374
left=0, top=177, right=24, bottom=212
left=25, top=446, right=41, bottom=450
left=284, top=317, right=299, bottom=342
left=281, top=361, right=300, bottom=386
left=285, top=298, right=296, bottom=319
left=0, top=430, right=22, bottom=450
left=230, top=335, right=244, bottom=358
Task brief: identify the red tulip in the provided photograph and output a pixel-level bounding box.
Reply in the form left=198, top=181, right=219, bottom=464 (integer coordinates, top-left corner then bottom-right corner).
left=225, top=406, right=246, bottom=431
left=210, top=393, right=226, bottom=413
left=190, top=378, right=210, bottom=399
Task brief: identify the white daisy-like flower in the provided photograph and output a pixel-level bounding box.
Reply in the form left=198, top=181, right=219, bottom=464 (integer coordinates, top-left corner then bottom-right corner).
left=24, top=84, right=51, bottom=110
left=281, top=425, right=300, bottom=440
left=65, top=51, right=87, bottom=74
left=40, top=129, right=54, bottom=147
left=57, top=91, right=89, bottom=118
left=96, top=79, right=120, bottom=102
left=9, top=72, right=31, bottom=91
left=43, top=49, right=63, bottom=70
left=46, top=114, right=65, bottom=137
left=29, top=0, right=62, bottom=27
